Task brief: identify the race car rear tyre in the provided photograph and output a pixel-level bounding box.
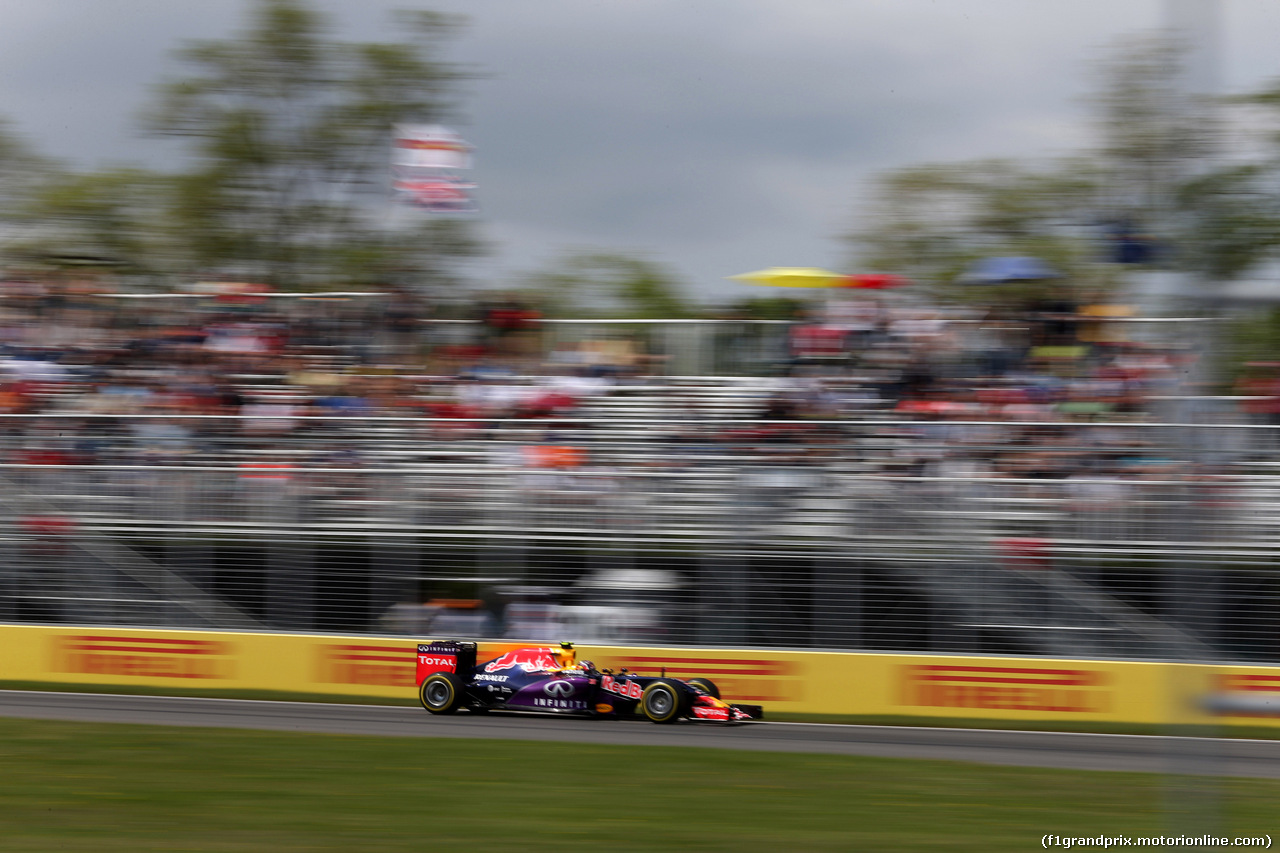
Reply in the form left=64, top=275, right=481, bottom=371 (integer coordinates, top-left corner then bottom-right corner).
left=687, top=677, right=720, bottom=699
left=420, top=672, right=465, bottom=715
left=640, top=679, right=688, bottom=724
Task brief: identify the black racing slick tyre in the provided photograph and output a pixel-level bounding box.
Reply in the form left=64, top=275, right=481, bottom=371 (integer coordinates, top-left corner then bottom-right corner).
left=419, top=672, right=465, bottom=715
left=687, top=678, right=720, bottom=699
left=640, top=679, right=688, bottom=724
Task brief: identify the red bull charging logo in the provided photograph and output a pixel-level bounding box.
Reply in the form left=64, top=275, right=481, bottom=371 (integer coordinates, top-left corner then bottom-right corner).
left=484, top=648, right=558, bottom=674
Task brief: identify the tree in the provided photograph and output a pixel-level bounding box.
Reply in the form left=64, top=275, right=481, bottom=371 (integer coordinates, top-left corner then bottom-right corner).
left=0, top=122, right=169, bottom=277
left=845, top=31, right=1280, bottom=392
left=10, top=168, right=176, bottom=278
left=520, top=251, right=693, bottom=319
left=0, top=119, right=59, bottom=266
left=848, top=157, right=1120, bottom=301
left=1173, top=165, right=1280, bottom=283
left=720, top=294, right=807, bottom=321
left=1087, top=35, right=1213, bottom=221
left=844, top=34, right=1274, bottom=304
left=325, top=217, right=487, bottom=289
left=1087, top=34, right=1280, bottom=287
left=0, top=119, right=53, bottom=213
left=145, top=0, right=480, bottom=289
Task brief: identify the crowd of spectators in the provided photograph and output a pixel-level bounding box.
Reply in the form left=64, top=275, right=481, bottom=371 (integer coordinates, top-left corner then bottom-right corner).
left=784, top=291, right=1185, bottom=418
left=0, top=274, right=1236, bottom=490
left=0, top=279, right=612, bottom=466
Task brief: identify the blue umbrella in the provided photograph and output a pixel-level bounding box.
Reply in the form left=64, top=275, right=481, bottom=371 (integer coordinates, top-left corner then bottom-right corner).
left=958, top=256, right=1060, bottom=285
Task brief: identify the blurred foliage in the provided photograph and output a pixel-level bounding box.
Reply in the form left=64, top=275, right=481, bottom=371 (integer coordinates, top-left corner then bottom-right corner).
left=1086, top=34, right=1214, bottom=217
left=847, top=35, right=1280, bottom=308
left=324, top=218, right=487, bottom=290
left=849, top=156, right=1122, bottom=303
left=0, top=119, right=56, bottom=225
left=521, top=251, right=693, bottom=319
left=1224, top=307, right=1280, bottom=383
left=0, top=1, right=485, bottom=291
left=720, top=294, right=808, bottom=320
left=9, top=169, right=176, bottom=279
left=140, top=0, right=482, bottom=290
left=1176, top=165, right=1280, bottom=282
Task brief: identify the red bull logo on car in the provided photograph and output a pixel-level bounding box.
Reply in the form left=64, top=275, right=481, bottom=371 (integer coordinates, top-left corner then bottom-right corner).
left=601, top=675, right=643, bottom=699
left=484, top=648, right=558, bottom=674
left=692, top=705, right=731, bottom=721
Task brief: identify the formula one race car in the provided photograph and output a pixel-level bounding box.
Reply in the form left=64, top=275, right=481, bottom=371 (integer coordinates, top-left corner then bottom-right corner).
left=416, top=641, right=763, bottom=724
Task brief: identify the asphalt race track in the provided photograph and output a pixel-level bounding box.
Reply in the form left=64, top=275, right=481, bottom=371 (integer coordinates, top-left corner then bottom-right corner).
left=2, top=690, right=1278, bottom=779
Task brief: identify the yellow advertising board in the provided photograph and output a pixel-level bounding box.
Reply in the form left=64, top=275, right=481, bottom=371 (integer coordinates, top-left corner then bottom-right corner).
left=585, top=647, right=1162, bottom=724
left=3, top=624, right=1279, bottom=728
left=0, top=626, right=423, bottom=699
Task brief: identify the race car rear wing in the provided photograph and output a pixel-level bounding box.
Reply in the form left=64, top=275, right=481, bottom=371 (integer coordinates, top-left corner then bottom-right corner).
left=416, top=640, right=477, bottom=685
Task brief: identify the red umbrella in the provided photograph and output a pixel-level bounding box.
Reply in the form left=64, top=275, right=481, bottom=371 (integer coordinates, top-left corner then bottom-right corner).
left=838, top=274, right=910, bottom=290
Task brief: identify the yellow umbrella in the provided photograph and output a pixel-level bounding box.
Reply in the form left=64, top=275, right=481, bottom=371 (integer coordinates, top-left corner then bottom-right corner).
left=729, top=267, right=846, bottom=288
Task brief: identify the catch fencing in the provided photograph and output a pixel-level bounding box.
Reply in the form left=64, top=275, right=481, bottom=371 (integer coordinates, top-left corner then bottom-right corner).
left=1, top=409, right=1278, bottom=664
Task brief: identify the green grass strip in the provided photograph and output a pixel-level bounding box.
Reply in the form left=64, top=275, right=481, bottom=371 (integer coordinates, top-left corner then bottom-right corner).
left=0, top=717, right=1277, bottom=852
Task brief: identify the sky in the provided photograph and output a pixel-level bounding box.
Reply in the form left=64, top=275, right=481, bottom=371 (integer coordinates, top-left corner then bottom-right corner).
left=1, top=0, right=1279, bottom=304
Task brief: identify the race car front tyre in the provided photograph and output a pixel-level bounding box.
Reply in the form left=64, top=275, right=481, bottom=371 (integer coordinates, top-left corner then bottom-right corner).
left=640, top=679, right=688, bottom=724
left=687, top=677, right=720, bottom=699
left=420, top=672, right=465, bottom=715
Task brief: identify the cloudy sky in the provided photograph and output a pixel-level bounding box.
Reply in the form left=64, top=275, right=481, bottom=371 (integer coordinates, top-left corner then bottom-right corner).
left=1, top=1, right=1278, bottom=303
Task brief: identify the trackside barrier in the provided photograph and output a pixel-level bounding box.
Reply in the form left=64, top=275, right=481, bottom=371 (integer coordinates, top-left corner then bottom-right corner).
left=3, top=624, right=1279, bottom=728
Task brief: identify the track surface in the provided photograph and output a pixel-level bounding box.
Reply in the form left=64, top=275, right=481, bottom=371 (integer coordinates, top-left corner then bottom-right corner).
left=2, top=690, right=1278, bottom=779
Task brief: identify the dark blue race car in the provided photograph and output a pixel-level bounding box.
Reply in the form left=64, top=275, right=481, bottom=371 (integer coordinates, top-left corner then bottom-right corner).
left=416, top=641, right=763, bottom=724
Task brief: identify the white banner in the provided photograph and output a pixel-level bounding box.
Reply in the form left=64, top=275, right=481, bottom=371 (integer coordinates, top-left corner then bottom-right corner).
left=392, top=124, right=477, bottom=214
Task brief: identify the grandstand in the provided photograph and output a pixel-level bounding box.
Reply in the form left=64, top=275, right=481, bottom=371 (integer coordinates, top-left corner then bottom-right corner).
left=0, top=286, right=1273, bottom=663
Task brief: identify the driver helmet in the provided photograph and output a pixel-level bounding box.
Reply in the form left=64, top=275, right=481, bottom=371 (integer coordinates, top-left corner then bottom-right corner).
left=555, top=641, right=576, bottom=669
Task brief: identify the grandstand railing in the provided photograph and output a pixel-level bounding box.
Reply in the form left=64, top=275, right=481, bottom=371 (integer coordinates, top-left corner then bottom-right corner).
left=0, top=411, right=1275, bottom=663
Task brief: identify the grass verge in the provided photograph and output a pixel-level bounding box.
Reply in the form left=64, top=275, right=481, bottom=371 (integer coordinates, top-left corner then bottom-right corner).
left=1, top=716, right=1277, bottom=852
